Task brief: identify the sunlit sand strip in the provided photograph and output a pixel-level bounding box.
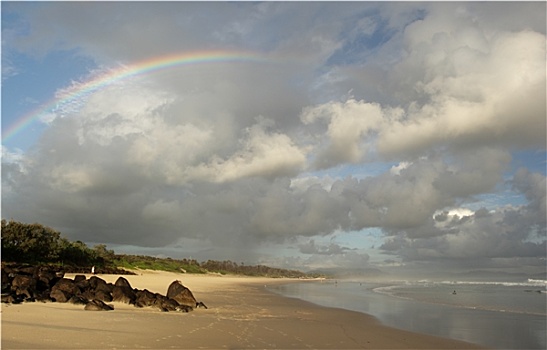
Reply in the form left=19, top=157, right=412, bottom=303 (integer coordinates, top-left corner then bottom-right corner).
left=1, top=270, right=486, bottom=349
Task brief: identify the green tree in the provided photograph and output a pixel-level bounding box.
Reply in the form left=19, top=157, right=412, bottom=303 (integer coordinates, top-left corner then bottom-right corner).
left=59, top=240, right=95, bottom=266
left=1, top=219, right=62, bottom=263
left=93, top=244, right=115, bottom=265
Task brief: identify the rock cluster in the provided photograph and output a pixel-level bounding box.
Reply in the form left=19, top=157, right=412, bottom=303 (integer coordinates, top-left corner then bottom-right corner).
left=1, top=264, right=206, bottom=312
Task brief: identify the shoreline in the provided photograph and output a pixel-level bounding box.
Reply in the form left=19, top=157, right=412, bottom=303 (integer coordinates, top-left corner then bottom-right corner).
left=1, top=271, right=485, bottom=349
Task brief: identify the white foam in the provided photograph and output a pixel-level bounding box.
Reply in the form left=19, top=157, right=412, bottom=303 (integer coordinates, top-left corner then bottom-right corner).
left=439, top=280, right=547, bottom=288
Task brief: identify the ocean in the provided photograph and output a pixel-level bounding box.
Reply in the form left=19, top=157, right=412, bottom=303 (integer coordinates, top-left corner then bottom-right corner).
left=269, top=278, right=546, bottom=349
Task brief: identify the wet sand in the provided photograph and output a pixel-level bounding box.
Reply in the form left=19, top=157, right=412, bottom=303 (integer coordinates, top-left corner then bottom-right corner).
left=1, top=270, right=485, bottom=349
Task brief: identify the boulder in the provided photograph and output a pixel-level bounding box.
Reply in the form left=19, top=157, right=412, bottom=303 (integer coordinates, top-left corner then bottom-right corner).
left=80, top=289, right=95, bottom=301
left=52, top=278, right=80, bottom=296
left=176, top=304, right=193, bottom=312
left=1, top=269, right=10, bottom=292
left=10, top=275, right=38, bottom=302
left=75, top=278, right=90, bottom=291
left=15, top=287, right=33, bottom=299
left=35, top=278, right=54, bottom=294
left=96, top=282, right=114, bottom=295
left=2, top=294, right=22, bottom=304
left=18, top=266, right=37, bottom=275
left=94, top=290, right=112, bottom=302
left=84, top=299, right=113, bottom=311
left=88, top=276, right=108, bottom=290
left=87, top=277, right=114, bottom=301
left=73, top=275, right=87, bottom=283
left=50, top=289, right=70, bottom=303
left=160, top=298, right=180, bottom=312
left=112, top=285, right=136, bottom=304
left=166, top=280, right=196, bottom=308
left=11, top=275, right=36, bottom=291
left=35, top=266, right=59, bottom=288
left=135, top=289, right=157, bottom=308
left=68, top=295, right=88, bottom=305
left=151, top=295, right=180, bottom=312
left=114, top=277, right=132, bottom=289
left=35, top=290, right=53, bottom=302
left=1, top=294, right=13, bottom=303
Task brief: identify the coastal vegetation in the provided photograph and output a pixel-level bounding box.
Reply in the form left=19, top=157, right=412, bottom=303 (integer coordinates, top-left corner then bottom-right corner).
left=1, top=219, right=316, bottom=278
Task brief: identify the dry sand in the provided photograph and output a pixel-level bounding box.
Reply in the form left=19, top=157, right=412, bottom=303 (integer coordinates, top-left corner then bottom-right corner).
left=1, top=270, right=485, bottom=349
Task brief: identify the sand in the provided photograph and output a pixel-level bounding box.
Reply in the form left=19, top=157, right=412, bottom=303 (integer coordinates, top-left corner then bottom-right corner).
left=1, top=270, right=485, bottom=349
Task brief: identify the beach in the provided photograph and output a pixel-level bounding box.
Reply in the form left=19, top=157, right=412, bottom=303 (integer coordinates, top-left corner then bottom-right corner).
left=1, top=271, right=484, bottom=349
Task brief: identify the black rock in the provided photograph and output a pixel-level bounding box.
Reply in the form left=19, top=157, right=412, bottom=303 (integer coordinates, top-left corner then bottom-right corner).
left=166, top=280, right=196, bottom=308
left=114, top=276, right=132, bottom=289
left=50, top=289, right=70, bottom=303
left=112, top=285, right=136, bottom=304
left=84, top=299, right=114, bottom=311
left=52, top=278, right=80, bottom=296
left=69, top=295, right=88, bottom=305
left=94, top=290, right=112, bottom=302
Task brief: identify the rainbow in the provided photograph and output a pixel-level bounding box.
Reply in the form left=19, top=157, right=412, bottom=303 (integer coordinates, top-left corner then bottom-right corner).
left=2, top=49, right=272, bottom=143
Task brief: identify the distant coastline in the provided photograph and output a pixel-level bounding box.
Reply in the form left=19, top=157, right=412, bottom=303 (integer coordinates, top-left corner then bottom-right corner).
left=1, top=219, right=323, bottom=279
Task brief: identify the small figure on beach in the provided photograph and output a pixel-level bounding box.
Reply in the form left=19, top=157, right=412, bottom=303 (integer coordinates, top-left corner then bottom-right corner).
left=91, top=266, right=96, bottom=275
left=452, top=290, right=457, bottom=295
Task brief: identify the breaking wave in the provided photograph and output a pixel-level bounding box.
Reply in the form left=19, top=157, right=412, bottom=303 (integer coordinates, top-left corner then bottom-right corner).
left=439, top=279, right=547, bottom=287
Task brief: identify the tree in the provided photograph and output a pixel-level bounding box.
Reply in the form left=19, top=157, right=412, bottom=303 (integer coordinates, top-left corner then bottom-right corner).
left=1, top=219, right=109, bottom=267
left=93, top=244, right=115, bottom=265
left=57, top=240, right=95, bottom=266
left=1, top=219, right=62, bottom=263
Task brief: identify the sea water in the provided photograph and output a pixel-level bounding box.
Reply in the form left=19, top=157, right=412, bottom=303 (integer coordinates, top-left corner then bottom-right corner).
left=270, top=279, right=546, bottom=349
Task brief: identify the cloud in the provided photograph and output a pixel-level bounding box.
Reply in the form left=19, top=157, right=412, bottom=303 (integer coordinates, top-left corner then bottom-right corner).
left=303, top=250, right=370, bottom=271
left=380, top=170, right=547, bottom=273
left=2, top=2, right=545, bottom=274
left=188, top=119, right=307, bottom=183
left=1, top=58, right=19, bottom=81
left=301, top=99, right=402, bottom=168
left=4, top=146, right=515, bottom=247
left=298, top=239, right=352, bottom=255
left=304, top=4, right=546, bottom=160
left=512, top=168, right=547, bottom=225
left=379, top=29, right=546, bottom=156
left=142, top=199, right=182, bottom=224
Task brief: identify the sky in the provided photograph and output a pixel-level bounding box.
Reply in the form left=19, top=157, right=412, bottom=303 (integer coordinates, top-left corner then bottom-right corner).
left=2, top=2, right=546, bottom=278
